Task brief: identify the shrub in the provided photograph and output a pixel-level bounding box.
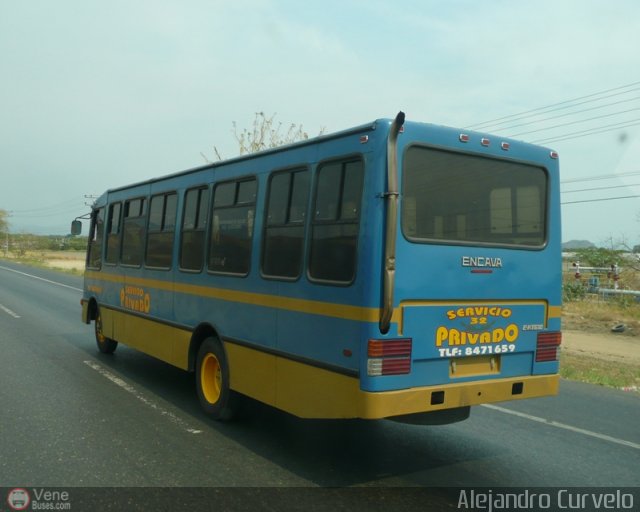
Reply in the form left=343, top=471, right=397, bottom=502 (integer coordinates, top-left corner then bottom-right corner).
left=563, top=281, right=586, bottom=302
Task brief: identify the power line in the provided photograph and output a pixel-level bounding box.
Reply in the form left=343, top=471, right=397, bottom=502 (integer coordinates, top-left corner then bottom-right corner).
left=465, top=80, right=640, bottom=130
left=479, top=87, right=640, bottom=133
left=507, top=108, right=640, bottom=138
left=461, top=80, right=640, bottom=146
left=531, top=119, right=640, bottom=144
left=561, top=170, right=640, bottom=184
left=486, top=95, right=640, bottom=133
left=563, top=183, right=640, bottom=194
left=562, top=194, right=640, bottom=205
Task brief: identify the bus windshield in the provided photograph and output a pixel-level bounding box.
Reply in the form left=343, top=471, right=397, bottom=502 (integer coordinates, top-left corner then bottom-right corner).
left=402, top=145, right=547, bottom=247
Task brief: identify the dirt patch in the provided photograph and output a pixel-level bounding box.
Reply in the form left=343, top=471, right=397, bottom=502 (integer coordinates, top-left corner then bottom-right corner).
left=563, top=330, right=640, bottom=365
left=561, top=299, right=640, bottom=390
left=561, top=329, right=640, bottom=391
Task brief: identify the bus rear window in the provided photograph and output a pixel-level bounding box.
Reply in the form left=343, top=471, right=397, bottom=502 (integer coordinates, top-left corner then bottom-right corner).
left=402, top=146, right=547, bottom=247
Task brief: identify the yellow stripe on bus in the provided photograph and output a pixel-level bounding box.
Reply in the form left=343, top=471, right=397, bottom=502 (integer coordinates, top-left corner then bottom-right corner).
left=84, top=271, right=560, bottom=328
left=85, top=271, right=386, bottom=323
left=548, top=305, right=562, bottom=318
left=397, top=299, right=561, bottom=335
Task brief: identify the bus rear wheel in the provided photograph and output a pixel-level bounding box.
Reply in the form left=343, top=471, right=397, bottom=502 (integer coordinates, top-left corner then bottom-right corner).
left=196, top=337, right=238, bottom=421
left=94, top=307, right=118, bottom=354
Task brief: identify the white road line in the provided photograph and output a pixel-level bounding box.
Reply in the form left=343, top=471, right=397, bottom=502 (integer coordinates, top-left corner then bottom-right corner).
left=0, top=264, right=83, bottom=292
left=83, top=360, right=202, bottom=435
left=482, top=403, right=640, bottom=450
left=0, top=303, right=20, bottom=318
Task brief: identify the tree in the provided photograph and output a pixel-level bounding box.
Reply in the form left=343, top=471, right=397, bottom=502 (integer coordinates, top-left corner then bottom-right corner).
left=202, top=112, right=325, bottom=163
left=573, top=247, right=624, bottom=268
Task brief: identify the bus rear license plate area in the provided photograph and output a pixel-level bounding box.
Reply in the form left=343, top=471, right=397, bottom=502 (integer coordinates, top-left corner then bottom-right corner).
left=450, top=355, right=500, bottom=378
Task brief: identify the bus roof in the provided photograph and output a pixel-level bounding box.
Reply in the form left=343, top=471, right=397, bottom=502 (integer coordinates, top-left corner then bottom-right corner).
left=102, top=119, right=387, bottom=197
left=95, top=114, right=557, bottom=202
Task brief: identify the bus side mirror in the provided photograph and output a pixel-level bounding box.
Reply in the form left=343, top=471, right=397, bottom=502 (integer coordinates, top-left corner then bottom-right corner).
left=71, top=220, right=82, bottom=236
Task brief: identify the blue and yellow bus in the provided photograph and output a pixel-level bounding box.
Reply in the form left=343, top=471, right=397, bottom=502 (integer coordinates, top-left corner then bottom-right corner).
left=79, top=112, right=561, bottom=424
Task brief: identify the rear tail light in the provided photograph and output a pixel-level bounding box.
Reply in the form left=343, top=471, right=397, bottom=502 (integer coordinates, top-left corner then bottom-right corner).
left=367, top=338, right=412, bottom=376
left=536, top=331, right=562, bottom=362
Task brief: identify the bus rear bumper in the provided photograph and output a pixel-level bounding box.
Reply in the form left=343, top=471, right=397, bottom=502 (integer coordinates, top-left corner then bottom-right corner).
left=227, top=341, right=559, bottom=420
left=358, top=374, right=559, bottom=420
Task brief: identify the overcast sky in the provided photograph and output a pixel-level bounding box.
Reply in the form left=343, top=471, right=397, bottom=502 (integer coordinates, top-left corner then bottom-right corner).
left=1, top=0, right=640, bottom=246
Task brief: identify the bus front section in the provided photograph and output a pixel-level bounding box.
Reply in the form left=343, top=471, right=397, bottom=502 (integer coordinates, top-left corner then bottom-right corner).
left=361, top=122, right=561, bottom=424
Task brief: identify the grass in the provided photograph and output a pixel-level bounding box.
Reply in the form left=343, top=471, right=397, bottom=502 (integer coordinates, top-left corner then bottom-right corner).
left=563, top=297, right=640, bottom=337
left=562, top=296, right=640, bottom=392
left=1, top=250, right=85, bottom=276
left=560, top=352, right=639, bottom=391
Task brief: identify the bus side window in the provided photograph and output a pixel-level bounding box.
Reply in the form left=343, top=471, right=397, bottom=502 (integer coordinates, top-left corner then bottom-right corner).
left=309, top=158, right=364, bottom=283
left=146, top=192, right=177, bottom=269
left=105, top=202, right=121, bottom=265
left=87, top=207, right=104, bottom=270
left=121, top=198, right=147, bottom=267
left=180, top=187, right=209, bottom=271
left=208, top=178, right=257, bottom=275
left=262, top=169, right=309, bottom=279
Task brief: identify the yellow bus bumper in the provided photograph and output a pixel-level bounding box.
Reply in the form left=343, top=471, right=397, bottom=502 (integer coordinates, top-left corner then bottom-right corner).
left=226, top=342, right=559, bottom=420
left=357, top=374, right=559, bottom=420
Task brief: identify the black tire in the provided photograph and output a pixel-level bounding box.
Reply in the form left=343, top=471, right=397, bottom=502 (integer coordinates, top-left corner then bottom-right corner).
left=95, top=307, right=118, bottom=354
left=195, top=337, right=238, bottom=421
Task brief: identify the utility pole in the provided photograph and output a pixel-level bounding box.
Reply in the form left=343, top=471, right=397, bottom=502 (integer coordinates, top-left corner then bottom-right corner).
left=3, top=211, right=12, bottom=257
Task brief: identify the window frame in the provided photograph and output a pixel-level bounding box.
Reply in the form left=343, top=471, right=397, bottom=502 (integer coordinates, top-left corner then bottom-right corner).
left=400, top=143, right=549, bottom=250
left=104, top=201, right=122, bottom=266
left=207, top=176, right=258, bottom=277
left=308, top=155, right=365, bottom=286
left=179, top=185, right=210, bottom=273
left=261, top=166, right=311, bottom=281
left=145, top=191, right=177, bottom=270
left=120, top=196, right=148, bottom=268
left=86, top=207, right=104, bottom=270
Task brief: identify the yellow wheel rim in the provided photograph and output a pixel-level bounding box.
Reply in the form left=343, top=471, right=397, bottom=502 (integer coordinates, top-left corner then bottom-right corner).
left=201, top=353, right=222, bottom=405
left=96, top=313, right=106, bottom=343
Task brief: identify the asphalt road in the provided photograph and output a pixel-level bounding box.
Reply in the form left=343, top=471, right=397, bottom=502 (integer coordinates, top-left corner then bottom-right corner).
left=1, top=260, right=639, bottom=509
